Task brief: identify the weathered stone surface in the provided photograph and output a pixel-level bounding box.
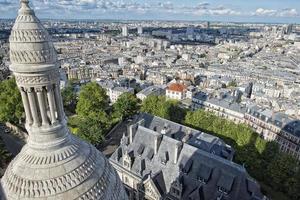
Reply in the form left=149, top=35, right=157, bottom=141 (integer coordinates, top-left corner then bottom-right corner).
left=0, top=1, right=128, bottom=199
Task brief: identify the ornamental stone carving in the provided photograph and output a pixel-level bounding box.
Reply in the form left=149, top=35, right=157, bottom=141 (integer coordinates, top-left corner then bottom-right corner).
left=10, top=30, right=49, bottom=43
left=2, top=142, right=110, bottom=198
left=15, top=70, right=60, bottom=85
left=10, top=49, right=55, bottom=64
left=0, top=1, right=128, bottom=199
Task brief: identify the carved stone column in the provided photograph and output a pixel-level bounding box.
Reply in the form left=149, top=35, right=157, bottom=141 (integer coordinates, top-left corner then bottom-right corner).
left=36, top=87, right=49, bottom=126
left=53, top=84, right=64, bottom=121
left=27, top=88, right=40, bottom=127
left=20, top=87, right=33, bottom=125
left=46, top=85, right=57, bottom=124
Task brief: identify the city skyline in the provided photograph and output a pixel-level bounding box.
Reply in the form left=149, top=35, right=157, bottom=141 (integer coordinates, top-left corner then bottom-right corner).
left=1, top=0, right=300, bottom=23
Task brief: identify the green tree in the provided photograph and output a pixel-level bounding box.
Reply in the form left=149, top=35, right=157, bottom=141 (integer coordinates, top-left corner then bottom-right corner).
left=113, top=93, right=139, bottom=120
left=76, top=82, right=109, bottom=117
left=141, top=95, right=186, bottom=122
left=0, top=136, right=12, bottom=169
left=227, top=80, right=238, bottom=87
left=61, top=85, right=77, bottom=114
left=75, top=111, right=110, bottom=145
left=0, top=78, right=23, bottom=124
left=184, top=108, right=299, bottom=200
left=267, top=153, right=298, bottom=190
left=168, top=100, right=186, bottom=123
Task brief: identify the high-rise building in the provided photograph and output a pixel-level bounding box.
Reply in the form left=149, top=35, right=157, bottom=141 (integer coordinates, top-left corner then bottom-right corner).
left=0, top=1, right=128, bottom=199
left=122, top=25, right=128, bottom=37
left=137, top=26, right=143, bottom=35
left=287, top=24, right=293, bottom=34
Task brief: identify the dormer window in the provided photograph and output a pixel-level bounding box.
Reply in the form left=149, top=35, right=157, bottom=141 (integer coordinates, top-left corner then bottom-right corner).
left=137, top=144, right=145, bottom=156
left=161, top=151, right=169, bottom=165
left=124, top=161, right=130, bottom=168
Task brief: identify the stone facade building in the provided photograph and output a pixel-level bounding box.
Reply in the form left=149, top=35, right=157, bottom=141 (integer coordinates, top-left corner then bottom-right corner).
left=110, top=113, right=265, bottom=200
left=0, top=1, right=128, bottom=199
left=245, top=105, right=300, bottom=160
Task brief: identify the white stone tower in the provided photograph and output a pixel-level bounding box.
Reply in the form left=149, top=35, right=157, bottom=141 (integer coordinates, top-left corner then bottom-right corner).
left=0, top=1, right=128, bottom=199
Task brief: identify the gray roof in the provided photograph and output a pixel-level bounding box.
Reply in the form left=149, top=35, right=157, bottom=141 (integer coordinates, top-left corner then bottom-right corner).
left=206, top=98, right=247, bottom=114
left=97, top=80, right=115, bottom=89
left=110, top=114, right=264, bottom=200
left=247, top=104, right=300, bottom=138
left=137, top=86, right=165, bottom=96
left=113, top=86, right=134, bottom=93
left=134, top=113, right=234, bottom=160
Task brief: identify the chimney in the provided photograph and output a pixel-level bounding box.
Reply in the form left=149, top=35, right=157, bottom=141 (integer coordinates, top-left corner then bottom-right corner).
left=154, top=135, right=162, bottom=155
left=182, top=129, right=192, bottom=142
left=161, top=123, right=171, bottom=135
left=128, top=123, right=138, bottom=144
left=174, top=142, right=183, bottom=164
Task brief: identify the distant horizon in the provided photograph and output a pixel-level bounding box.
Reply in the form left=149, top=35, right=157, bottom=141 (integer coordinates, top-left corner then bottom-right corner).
left=1, top=0, right=300, bottom=24
left=0, top=17, right=298, bottom=26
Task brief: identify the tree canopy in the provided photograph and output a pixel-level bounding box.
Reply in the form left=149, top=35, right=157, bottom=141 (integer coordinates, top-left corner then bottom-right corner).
left=75, top=111, right=111, bottom=145
left=227, top=80, right=238, bottom=87
left=0, top=78, right=23, bottom=124
left=184, top=109, right=299, bottom=200
left=113, top=92, right=139, bottom=120
left=61, top=84, right=77, bottom=114
left=70, top=82, right=113, bottom=145
left=141, top=95, right=186, bottom=123
left=76, top=82, right=109, bottom=117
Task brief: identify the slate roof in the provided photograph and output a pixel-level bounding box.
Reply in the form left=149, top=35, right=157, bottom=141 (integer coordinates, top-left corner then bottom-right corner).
left=134, top=113, right=234, bottom=160
left=110, top=114, right=264, bottom=200
left=137, top=86, right=165, bottom=97
left=206, top=98, right=247, bottom=114
left=247, top=104, right=300, bottom=138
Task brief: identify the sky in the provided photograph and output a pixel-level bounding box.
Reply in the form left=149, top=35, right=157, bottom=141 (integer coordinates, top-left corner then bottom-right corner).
left=1, top=0, right=300, bottom=23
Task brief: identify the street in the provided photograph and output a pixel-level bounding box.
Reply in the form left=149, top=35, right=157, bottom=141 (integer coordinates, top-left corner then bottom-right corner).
left=0, top=124, right=25, bottom=156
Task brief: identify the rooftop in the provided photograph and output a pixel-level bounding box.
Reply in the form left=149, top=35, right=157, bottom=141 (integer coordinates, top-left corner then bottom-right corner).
left=167, top=83, right=187, bottom=92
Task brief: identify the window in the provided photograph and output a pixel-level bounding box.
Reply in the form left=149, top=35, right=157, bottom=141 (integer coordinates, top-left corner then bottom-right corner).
left=124, top=176, right=129, bottom=183
left=124, top=161, right=129, bottom=167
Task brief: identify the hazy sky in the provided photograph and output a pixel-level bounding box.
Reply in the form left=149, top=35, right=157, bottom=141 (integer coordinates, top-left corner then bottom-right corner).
left=1, top=0, right=300, bottom=23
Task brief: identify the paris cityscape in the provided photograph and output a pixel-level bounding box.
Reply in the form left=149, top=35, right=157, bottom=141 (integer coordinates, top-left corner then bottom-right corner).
left=0, top=1, right=299, bottom=200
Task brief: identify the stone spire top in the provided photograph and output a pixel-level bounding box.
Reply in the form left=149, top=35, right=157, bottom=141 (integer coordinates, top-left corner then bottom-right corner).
left=19, top=0, right=31, bottom=10
left=0, top=1, right=128, bottom=199
left=10, top=0, right=56, bottom=73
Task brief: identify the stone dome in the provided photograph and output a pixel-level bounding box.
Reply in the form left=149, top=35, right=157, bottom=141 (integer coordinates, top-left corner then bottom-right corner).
left=9, top=0, right=57, bottom=72
left=0, top=1, right=128, bottom=199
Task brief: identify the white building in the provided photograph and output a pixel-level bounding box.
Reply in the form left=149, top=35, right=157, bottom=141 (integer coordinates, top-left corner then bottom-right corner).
left=166, top=83, right=187, bottom=100
left=110, top=87, right=134, bottom=103
left=137, top=26, right=143, bottom=35
left=122, top=25, right=128, bottom=37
